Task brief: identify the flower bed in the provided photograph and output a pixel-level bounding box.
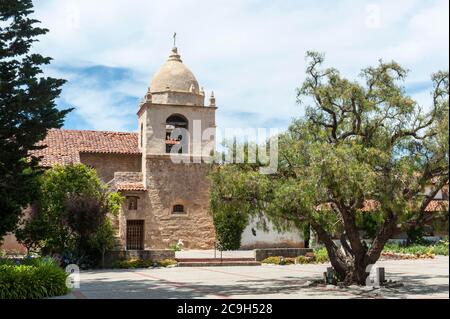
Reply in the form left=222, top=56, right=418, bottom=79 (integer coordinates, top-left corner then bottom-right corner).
left=261, top=248, right=330, bottom=265
left=381, top=252, right=435, bottom=260
left=382, top=240, right=449, bottom=259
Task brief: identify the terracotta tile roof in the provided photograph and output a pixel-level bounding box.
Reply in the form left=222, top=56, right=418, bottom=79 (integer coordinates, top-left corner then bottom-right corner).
left=31, top=129, right=141, bottom=166
left=425, top=200, right=449, bottom=212
left=115, top=182, right=146, bottom=192
left=360, top=199, right=449, bottom=213
left=317, top=199, right=448, bottom=213
left=165, top=139, right=180, bottom=145
left=109, top=172, right=145, bottom=192
left=360, top=200, right=380, bottom=212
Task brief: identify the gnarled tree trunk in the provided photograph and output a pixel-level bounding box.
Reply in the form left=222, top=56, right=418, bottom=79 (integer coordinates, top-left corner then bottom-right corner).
left=310, top=213, right=398, bottom=286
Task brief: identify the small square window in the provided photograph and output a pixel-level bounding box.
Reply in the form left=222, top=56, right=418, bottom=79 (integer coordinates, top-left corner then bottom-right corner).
left=172, top=204, right=185, bottom=214
left=127, top=196, right=139, bottom=210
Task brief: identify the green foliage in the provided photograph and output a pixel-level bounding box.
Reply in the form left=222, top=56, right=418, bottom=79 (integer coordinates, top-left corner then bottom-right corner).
left=106, top=192, right=125, bottom=216
left=0, top=258, right=69, bottom=299
left=261, top=256, right=295, bottom=265
left=432, top=239, right=449, bottom=256
left=356, top=212, right=382, bottom=239
left=302, top=224, right=311, bottom=247
left=111, top=258, right=177, bottom=269
left=295, top=248, right=329, bottom=264
left=209, top=52, right=449, bottom=284
left=169, top=242, right=182, bottom=252
left=295, top=256, right=310, bottom=264
left=111, top=259, right=155, bottom=269
left=88, top=219, right=117, bottom=268
left=212, top=210, right=248, bottom=251
left=313, top=247, right=330, bottom=263
left=16, top=164, right=124, bottom=267
left=383, top=240, right=449, bottom=256
left=158, top=259, right=178, bottom=267
left=260, top=249, right=330, bottom=265
left=210, top=163, right=269, bottom=250
left=0, top=0, right=72, bottom=237
left=406, top=226, right=427, bottom=245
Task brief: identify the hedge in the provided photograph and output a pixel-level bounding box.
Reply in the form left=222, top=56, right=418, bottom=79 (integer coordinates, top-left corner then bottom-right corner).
left=0, top=258, right=69, bottom=299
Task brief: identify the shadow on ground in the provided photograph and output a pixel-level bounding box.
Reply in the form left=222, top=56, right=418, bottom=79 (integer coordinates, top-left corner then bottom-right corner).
left=61, top=268, right=449, bottom=299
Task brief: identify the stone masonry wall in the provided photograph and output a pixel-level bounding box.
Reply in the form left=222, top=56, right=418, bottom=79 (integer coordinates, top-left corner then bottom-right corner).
left=80, top=153, right=141, bottom=183
left=118, top=157, right=216, bottom=250
left=113, top=172, right=143, bottom=183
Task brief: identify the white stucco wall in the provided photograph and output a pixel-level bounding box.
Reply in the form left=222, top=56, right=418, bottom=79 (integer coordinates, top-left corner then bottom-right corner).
left=240, top=217, right=304, bottom=249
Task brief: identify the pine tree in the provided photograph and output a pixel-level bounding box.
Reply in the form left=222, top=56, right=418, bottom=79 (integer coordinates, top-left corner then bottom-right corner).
left=0, top=0, right=72, bottom=237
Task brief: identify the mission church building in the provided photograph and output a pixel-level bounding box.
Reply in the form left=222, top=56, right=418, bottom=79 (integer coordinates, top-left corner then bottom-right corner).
left=33, top=46, right=218, bottom=250
left=1, top=45, right=446, bottom=254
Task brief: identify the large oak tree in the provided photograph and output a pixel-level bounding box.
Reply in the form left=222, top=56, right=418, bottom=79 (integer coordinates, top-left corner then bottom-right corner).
left=211, top=52, right=449, bottom=285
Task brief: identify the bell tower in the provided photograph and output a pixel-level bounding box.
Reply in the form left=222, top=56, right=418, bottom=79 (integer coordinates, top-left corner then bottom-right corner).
left=135, top=45, right=217, bottom=249
left=138, top=46, right=217, bottom=162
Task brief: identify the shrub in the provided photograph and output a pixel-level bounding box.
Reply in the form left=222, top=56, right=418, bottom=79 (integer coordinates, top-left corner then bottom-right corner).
left=383, top=240, right=449, bottom=257
left=406, top=226, right=427, bottom=245
left=16, top=164, right=124, bottom=268
left=261, top=256, right=282, bottom=264
left=157, top=259, right=178, bottom=267
left=111, top=259, right=153, bottom=269
left=261, top=256, right=295, bottom=265
left=169, top=241, right=183, bottom=252
left=111, top=258, right=178, bottom=269
left=432, top=239, right=449, bottom=256
left=212, top=210, right=248, bottom=251
left=0, top=258, right=69, bottom=299
left=313, top=247, right=330, bottom=263
left=88, top=219, right=117, bottom=268
left=295, top=256, right=310, bottom=264
left=294, top=248, right=329, bottom=264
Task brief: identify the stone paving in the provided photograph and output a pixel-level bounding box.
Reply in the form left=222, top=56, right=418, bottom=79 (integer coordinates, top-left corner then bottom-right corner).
left=55, top=256, right=449, bottom=299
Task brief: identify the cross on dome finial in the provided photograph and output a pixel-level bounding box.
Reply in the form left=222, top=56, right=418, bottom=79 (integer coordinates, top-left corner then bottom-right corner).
left=168, top=32, right=182, bottom=62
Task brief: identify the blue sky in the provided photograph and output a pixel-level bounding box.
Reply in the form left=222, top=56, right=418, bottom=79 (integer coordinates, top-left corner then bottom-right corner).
left=31, top=0, right=449, bottom=133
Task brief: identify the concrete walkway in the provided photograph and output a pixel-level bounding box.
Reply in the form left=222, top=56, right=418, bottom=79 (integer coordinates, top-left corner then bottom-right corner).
left=55, top=256, right=449, bottom=299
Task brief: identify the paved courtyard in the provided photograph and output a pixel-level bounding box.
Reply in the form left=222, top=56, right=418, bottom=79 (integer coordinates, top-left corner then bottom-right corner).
left=56, top=256, right=449, bottom=299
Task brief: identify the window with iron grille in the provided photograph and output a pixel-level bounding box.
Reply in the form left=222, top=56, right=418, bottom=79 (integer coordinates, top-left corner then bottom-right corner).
left=172, top=204, right=185, bottom=214
left=126, top=220, right=144, bottom=250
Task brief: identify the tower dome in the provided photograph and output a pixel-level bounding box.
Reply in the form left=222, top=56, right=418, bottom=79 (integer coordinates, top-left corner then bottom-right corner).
left=150, top=47, right=200, bottom=94
left=149, top=47, right=204, bottom=106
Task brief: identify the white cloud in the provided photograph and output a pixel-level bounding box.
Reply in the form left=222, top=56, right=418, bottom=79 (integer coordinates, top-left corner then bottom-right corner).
left=30, top=0, right=449, bottom=131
